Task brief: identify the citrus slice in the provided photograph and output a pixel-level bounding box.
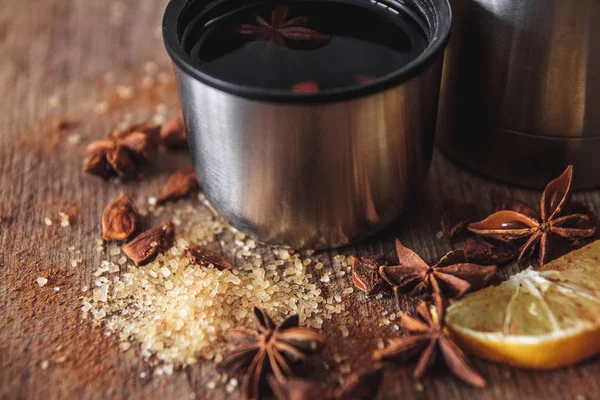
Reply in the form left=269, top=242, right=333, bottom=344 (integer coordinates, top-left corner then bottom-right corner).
left=446, top=240, right=600, bottom=369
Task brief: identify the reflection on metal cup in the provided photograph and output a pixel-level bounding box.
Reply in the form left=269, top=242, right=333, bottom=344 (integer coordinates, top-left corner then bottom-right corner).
left=438, top=0, right=600, bottom=189
left=163, top=0, right=452, bottom=248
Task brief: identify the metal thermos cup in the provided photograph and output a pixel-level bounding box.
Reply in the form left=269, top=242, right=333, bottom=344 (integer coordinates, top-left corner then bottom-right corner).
left=164, top=0, right=452, bottom=249
left=437, top=0, right=600, bottom=189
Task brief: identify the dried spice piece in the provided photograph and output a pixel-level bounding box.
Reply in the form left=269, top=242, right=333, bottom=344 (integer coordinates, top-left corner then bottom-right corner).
left=123, top=221, right=175, bottom=266
left=351, top=256, right=387, bottom=296
left=268, top=366, right=383, bottom=400
left=236, top=4, right=329, bottom=47
left=379, top=240, right=496, bottom=299
left=218, top=307, right=323, bottom=400
left=160, top=116, right=187, bottom=149
left=463, top=237, right=518, bottom=266
left=86, top=139, right=115, bottom=155
left=106, top=145, right=139, bottom=179
left=101, top=194, right=140, bottom=242
left=374, top=294, right=485, bottom=388
left=184, top=245, right=233, bottom=270
left=117, top=132, right=154, bottom=162
left=83, top=150, right=115, bottom=179
left=291, top=81, right=319, bottom=93
left=568, top=201, right=600, bottom=247
left=156, top=166, right=200, bottom=204
left=469, top=166, right=596, bottom=266
left=440, top=198, right=479, bottom=240
left=84, top=122, right=160, bottom=180
left=110, top=122, right=161, bottom=147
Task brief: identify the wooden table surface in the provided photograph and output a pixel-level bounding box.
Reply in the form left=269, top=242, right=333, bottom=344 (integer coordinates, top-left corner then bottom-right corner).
left=2, top=1, right=600, bottom=399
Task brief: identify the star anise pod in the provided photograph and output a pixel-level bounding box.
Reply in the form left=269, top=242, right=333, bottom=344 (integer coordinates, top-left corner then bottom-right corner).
left=351, top=256, right=387, bottom=296
left=468, top=166, right=596, bottom=266
left=218, top=307, right=324, bottom=400
left=84, top=122, right=158, bottom=180
left=268, top=366, right=383, bottom=400
left=160, top=116, right=187, bottom=149
left=106, top=145, right=139, bottom=179
left=379, top=240, right=496, bottom=299
left=374, top=294, right=486, bottom=388
left=291, top=81, right=319, bottom=93
left=156, top=165, right=200, bottom=204
left=354, top=75, right=375, bottom=85
left=123, top=221, right=175, bottom=266
left=83, top=148, right=115, bottom=179
left=109, top=122, right=161, bottom=147
left=236, top=4, right=329, bottom=47
left=102, top=194, right=141, bottom=242
left=568, top=201, right=600, bottom=248
left=184, top=245, right=233, bottom=270
left=462, top=237, right=519, bottom=266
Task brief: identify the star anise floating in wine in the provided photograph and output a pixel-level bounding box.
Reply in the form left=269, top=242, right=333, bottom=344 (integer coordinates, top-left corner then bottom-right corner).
left=468, top=166, right=597, bottom=266
left=291, top=80, right=319, bottom=93
left=379, top=240, right=496, bottom=299
left=354, top=75, right=376, bottom=85
left=374, top=294, right=486, bottom=388
left=268, top=366, right=383, bottom=400
left=236, top=4, right=329, bottom=47
left=218, top=307, right=324, bottom=400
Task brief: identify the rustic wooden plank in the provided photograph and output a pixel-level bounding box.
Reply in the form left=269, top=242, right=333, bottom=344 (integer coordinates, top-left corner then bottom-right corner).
left=1, top=1, right=600, bottom=400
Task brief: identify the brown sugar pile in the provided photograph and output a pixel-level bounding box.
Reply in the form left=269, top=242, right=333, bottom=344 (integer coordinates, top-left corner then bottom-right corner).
left=82, top=194, right=352, bottom=375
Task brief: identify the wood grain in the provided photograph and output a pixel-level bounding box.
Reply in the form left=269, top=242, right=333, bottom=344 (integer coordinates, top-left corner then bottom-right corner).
left=1, top=1, right=600, bottom=399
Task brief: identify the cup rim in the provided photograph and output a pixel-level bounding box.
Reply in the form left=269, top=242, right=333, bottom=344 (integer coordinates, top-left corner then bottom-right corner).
left=163, top=0, right=452, bottom=104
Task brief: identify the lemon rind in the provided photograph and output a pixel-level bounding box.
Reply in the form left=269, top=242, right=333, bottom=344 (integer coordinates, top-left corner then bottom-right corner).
left=448, top=323, right=600, bottom=369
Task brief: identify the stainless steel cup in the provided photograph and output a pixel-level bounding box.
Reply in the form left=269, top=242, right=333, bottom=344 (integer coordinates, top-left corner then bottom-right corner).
left=437, top=0, right=600, bottom=189
left=163, top=0, right=451, bottom=249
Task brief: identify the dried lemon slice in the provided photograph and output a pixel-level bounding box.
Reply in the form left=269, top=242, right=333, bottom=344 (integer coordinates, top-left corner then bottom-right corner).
left=446, top=240, right=600, bottom=369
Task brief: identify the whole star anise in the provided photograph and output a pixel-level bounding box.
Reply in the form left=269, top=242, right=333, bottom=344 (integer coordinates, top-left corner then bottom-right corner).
left=268, top=366, right=383, bottom=400
left=236, top=4, right=329, bottom=47
left=291, top=80, right=319, bottom=93
left=379, top=240, right=497, bottom=299
left=218, top=307, right=324, bottom=400
left=84, top=122, right=159, bottom=180
left=374, top=294, right=485, bottom=388
left=468, top=166, right=596, bottom=266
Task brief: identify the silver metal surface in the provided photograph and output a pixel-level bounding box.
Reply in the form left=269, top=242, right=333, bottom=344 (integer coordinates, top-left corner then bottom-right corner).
left=437, top=0, right=600, bottom=188
left=175, top=61, right=443, bottom=248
